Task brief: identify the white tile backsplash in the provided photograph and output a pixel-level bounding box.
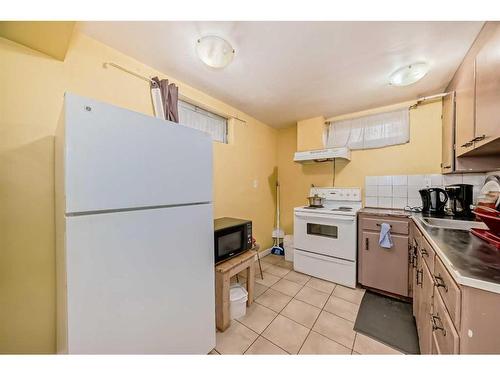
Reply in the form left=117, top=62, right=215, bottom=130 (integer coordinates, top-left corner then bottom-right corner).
left=392, top=197, right=408, bottom=209
left=365, top=185, right=378, bottom=197
left=430, top=174, right=444, bottom=187
left=408, top=174, right=425, bottom=187
left=365, top=197, right=378, bottom=207
left=392, top=185, right=408, bottom=198
left=463, top=173, right=486, bottom=186
left=378, top=197, right=392, bottom=208
left=391, top=175, right=408, bottom=186
left=408, top=185, right=421, bottom=199
left=443, top=174, right=463, bottom=185
left=377, top=176, right=392, bottom=186
left=364, top=173, right=487, bottom=208
left=377, top=185, right=392, bottom=197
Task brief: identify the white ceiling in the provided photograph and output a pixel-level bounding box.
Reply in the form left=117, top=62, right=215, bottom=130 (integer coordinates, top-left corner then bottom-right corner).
left=78, top=21, right=483, bottom=128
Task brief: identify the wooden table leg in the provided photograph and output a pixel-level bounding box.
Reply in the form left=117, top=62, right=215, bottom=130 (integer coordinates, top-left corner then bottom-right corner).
left=246, top=261, right=255, bottom=306
left=215, top=271, right=231, bottom=331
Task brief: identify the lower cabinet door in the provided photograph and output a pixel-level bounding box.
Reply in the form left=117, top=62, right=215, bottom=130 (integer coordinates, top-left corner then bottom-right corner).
left=432, top=289, right=460, bottom=354
left=360, top=232, right=409, bottom=296
left=417, top=262, right=434, bottom=354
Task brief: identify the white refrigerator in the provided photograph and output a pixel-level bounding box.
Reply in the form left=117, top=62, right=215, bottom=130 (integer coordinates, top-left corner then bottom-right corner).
left=55, top=93, right=215, bottom=354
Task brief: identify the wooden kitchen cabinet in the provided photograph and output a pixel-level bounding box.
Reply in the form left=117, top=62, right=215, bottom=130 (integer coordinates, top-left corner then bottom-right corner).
left=454, top=55, right=476, bottom=157
left=359, top=232, right=409, bottom=297
left=474, top=23, right=500, bottom=153
left=358, top=214, right=410, bottom=298
left=445, top=21, right=500, bottom=164
left=441, top=91, right=455, bottom=173
left=412, top=240, right=434, bottom=354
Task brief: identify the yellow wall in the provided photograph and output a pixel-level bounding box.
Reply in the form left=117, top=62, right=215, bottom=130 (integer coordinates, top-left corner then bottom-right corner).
left=0, top=31, right=278, bottom=353
left=277, top=101, right=443, bottom=234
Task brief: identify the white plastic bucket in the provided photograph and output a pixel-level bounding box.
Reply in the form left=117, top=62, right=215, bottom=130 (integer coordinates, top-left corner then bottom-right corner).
left=284, top=235, right=294, bottom=262
left=229, top=284, right=248, bottom=320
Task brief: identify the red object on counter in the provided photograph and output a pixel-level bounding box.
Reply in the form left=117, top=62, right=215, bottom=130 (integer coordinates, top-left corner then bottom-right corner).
left=471, top=206, right=500, bottom=248
left=470, top=228, right=500, bottom=249
left=474, top=210, right=500, bottom=236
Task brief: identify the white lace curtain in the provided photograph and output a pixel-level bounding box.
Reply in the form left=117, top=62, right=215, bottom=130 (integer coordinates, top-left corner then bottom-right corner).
left=325, top=108, right=410, bottom=150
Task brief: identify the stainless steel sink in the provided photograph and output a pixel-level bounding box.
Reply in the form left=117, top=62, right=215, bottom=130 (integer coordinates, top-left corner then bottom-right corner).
left=421, top=217, right=488, bottom=231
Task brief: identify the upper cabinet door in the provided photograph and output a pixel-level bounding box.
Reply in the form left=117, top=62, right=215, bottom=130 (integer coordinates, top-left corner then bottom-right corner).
left=454, top=57, right=476, bottom=156
left=475, top=23, right=500, bottom=150
left=441, top=91, right=455, bottom=173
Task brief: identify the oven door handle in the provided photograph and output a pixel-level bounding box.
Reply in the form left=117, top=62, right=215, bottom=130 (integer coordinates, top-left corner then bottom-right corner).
left=294, top=213, right=355, bottom=221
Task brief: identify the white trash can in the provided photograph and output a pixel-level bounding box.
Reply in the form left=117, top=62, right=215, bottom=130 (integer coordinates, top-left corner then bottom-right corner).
left=284, top=235, right=294, bottom=262
left=229, top=284, right=248, bottom=320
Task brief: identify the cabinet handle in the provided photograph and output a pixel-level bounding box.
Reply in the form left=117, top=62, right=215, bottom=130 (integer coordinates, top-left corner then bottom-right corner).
left=375, top=223, right=392, bottom=228
left=460, top=141, right=473, bottom=148
left=443, top=165, right=451, bottom=169
left=434, top=275, right=448, bottom=292
left=430, top=314, right=447, bottom=336
left=416, top=269, right=423, bottom=286
left=472, top=134, right=486, bottom=142
left=365, top=238, right=369, bottom=251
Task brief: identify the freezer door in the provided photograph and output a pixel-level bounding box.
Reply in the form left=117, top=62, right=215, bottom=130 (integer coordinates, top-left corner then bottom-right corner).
left=63, top=204, right=215, bottom=354
left=62, top=93, right=212, bottom=213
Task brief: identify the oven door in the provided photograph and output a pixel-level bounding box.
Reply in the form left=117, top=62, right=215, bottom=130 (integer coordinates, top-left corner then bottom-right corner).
left=294, top=211, right=356, bottom=261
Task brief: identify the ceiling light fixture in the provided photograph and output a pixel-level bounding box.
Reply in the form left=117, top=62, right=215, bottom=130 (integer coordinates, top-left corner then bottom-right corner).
left=196, top=35, right=235, bottom=69
left=389, top=62, right=429, bottom=86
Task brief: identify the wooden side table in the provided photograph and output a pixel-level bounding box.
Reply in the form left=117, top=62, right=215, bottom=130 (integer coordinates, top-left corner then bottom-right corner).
left=215, top=250, right=256, bottom=332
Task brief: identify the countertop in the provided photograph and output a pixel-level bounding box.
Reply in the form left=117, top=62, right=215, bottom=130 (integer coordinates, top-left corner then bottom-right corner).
left=358, top=207, right=500, bottom=294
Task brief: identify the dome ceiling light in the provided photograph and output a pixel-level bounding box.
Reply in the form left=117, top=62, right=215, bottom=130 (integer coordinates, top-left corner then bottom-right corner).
left=196, top=35, right=235, bottom=69
left=389, top=62, right=429, bottom=86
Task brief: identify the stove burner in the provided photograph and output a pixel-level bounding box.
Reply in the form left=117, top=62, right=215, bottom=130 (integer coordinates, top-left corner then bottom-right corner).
left=331, top=206, right=353, bottom=212
left=304, top=205, right=324, bottom=209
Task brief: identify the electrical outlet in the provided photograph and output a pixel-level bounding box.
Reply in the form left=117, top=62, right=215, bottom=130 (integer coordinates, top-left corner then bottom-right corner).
left=253, top=179, right=259, bottom=188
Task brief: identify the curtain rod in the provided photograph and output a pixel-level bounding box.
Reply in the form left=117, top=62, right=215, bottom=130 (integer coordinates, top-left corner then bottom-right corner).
left=102, top=61, right=247, bottom=125
left=103, top=62, right=155, bottom=84
left=409, top=92, right=448, bottom=109
left=326, top=92, right=449, bottom=124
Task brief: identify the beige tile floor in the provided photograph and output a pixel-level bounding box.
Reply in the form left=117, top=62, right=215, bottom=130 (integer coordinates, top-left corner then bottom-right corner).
left=212, top=253, right=403, bottom=355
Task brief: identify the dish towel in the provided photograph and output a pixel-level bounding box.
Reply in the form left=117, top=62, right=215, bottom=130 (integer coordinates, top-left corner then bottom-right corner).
left=378, top=223, right=393, bottom=249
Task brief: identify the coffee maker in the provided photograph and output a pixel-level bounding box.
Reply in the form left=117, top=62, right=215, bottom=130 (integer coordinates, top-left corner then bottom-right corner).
left=419, top=188, right=448, bottom=215
left=445, top=184, right=474, bottom=218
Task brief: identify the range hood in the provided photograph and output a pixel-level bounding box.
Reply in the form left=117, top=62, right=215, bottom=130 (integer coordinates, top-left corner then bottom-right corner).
left=293, top=147, right=351, bottom=163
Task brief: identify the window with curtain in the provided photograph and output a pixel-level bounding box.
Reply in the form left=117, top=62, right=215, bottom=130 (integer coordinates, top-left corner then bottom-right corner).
left=325, top=108, right=410, bottom=150
left=178, top=100, right=228, bottom=143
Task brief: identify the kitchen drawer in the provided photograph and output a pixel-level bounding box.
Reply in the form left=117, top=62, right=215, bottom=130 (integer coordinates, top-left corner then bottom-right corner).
left=434, top=257, right=461, bottom=329
left=419, top=236, right=436, bottom=272
left=361, top=217, right=409, bottom=235
left=432, top=288, right=460, bottom=354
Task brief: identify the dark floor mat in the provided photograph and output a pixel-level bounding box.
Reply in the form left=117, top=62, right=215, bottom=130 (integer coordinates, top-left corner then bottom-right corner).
left=354, top=290, right=420, bottom=354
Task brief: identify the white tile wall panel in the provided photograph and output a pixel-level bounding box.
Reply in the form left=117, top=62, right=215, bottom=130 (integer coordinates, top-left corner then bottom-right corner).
left=392, top=197, right=408, bottom=209
left=377, top=185, right=392, bottom=197
left=392, top=175, right=408, bottom=186
left=393, top=185, right=408, bottom=198
left=378, top=197, right=392, bottom=208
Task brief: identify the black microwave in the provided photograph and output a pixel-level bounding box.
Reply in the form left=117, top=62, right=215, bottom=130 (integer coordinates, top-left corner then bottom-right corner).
left=214, top=217, right=252, bottom=264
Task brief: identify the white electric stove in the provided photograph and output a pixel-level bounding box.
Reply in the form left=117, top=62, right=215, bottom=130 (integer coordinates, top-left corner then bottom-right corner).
left=293, top=187, right=361, bottom=288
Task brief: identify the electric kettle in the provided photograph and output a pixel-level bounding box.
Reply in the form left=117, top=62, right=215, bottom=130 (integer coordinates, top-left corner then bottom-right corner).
left=419, top=188, right=448, bottom=215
